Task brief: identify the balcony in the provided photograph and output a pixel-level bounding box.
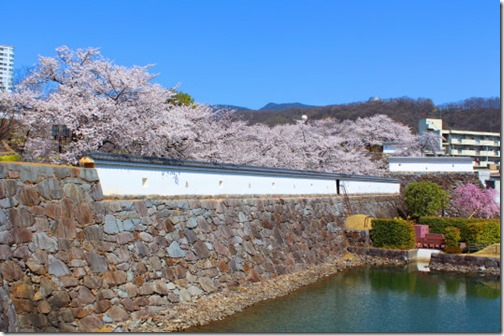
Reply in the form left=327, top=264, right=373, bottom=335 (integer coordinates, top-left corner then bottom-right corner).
left=447, top=139, right=500, bottom=147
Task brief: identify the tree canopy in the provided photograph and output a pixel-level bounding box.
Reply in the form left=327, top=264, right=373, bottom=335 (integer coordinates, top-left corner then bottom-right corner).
left=0, top=46, right=428, bottom=175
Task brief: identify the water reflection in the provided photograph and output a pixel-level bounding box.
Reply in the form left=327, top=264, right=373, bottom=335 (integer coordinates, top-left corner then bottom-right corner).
left=185, top=264, right=501, bottom=333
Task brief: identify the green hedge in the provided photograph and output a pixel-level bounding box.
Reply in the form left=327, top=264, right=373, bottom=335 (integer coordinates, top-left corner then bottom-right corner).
left=370, top=218, right=416, bottom=250
left=466, top=221, right=500, bottom=247
left=418, top=216, right=500, bottom=244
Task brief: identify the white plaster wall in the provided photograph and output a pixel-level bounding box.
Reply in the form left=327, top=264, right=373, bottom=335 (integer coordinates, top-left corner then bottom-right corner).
left=340, top=180, right=400, bottom=194
left=389, top=161, right=473, bottom=173
left=95, top=166, right=338, bottom=196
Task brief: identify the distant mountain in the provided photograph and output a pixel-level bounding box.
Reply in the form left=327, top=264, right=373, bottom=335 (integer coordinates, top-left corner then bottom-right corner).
left=236, top=97, right=501, bottom=132
left=211, top=104, right=251, bottom=111
left=259, top=102, right=318, bottom=111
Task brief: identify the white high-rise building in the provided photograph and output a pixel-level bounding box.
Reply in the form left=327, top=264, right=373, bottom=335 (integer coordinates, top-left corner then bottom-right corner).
left=0, top=45, right=14, bottom=92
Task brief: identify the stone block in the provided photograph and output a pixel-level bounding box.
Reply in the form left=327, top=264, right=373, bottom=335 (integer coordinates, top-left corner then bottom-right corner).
left=59, top=276, right=79, bottom=288
left=63, top=184, right=88, bottom=204
left=25, top=260, right=45, bottom=275
left=38, top=300, right=52, bottom=314
left=12, top=228, right=32, bottom=243
left=134, top=296, right=149, bottom=307
left=0, top=244, right=12, bottom=260
left=85, top=252, right=108, bottom=273
left=77, top=286, right=95, bottom=305
left=79, top=168, right=99, bottom=182
left=82, top=275, right=102, bottom=289
left=116, top=232, right=134, bottom=244
left=9, top=207, right=35, bottom=229
left=102, top=270, right=127, bottom=286
left=75, top=203, right=94, bottom=226
left=37, top=178, right=63, bottom=200
left=193, top=241, right=210, bottom=259
left=54, top=218, right=77, bottom=239
left=0, top=197, right=18, bottom=209
left=104, top=214, right=123, bottom=234
left=77, top=315, right=103, bottom=332
left=17, top=186, right=40, bottom=206
left=39, top=277, right=57, bottom=297
left=12, top=283, right=34, bottom=299
left=33, top=232, right=58, bottom=252
left=48, top=255, right=70, bottom=276
left=124, top=282, right=138, bottom=297
left=198, top=277, right=217, bottom=293
left=60, top=198, right=74, bottom=218
left=121, top=298, right=139, bottom=312
left=167, top=241, right=185, bottom=258
left=153, top=279, right=169, bottom=295
left=1, top=260, right=23, bottom=281
left=47, top=291, right=70, bottom=309
left=107, top=305, right=129, bottom=322
left=138, top=282, right=155, bottom=297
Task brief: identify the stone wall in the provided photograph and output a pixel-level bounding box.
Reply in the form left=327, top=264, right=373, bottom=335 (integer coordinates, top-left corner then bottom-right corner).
left=429, top=253, right=500, bottom=276
left=347, top=246, right=417, bottom=266
left=344, top=230, right=371, bottom=247
left=0, top=272, right=19, bottom=332
left=0, top=162, right=399, bottom=332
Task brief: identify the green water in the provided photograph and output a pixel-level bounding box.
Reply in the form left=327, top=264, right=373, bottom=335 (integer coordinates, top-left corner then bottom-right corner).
left=185, top=265, right=501, bottom=333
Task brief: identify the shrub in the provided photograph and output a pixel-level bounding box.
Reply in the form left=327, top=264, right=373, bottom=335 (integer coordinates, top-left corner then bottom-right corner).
left=451, top=183, right=500, bottom=218
left=443, top=226, right=461, bottom=253
left=418, top=216, right=500, bottom=244
left=404, top=182, right=449, bottom=218
left=370, top=218, right=416, bottom=250
left=466, top=221, right=500, bottom=247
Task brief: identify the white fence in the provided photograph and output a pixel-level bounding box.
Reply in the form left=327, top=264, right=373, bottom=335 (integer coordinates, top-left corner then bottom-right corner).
left=82, top=153, right=400, bottom=197
left=388, top=157, right=474, bottom=173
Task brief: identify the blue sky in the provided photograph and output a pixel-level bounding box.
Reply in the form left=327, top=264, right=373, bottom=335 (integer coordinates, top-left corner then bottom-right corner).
left=2, top=0, right=500, bottom=109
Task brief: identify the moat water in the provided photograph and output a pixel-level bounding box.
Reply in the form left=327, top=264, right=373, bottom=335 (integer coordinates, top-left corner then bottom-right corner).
left=185, top=264, right=501, bottom=333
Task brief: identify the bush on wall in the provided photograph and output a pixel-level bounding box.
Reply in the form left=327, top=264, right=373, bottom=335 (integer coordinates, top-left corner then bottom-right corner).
left=404, top=181, right=449, bottom=218
left=370, top=218, right=416, bottom=250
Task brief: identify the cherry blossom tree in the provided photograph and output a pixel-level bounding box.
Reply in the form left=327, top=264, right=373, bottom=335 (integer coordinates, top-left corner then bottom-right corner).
left=416, top=131, right=444, bottom=156
left=0, top=46, right=208, bottom=164
left=451, top=183, right=500, bottom=218
left=1, top=45, right=422, bottom=176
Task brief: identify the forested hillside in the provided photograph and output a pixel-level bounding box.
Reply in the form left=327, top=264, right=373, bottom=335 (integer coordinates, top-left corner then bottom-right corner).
left=237, top=97, right=501, bottom=133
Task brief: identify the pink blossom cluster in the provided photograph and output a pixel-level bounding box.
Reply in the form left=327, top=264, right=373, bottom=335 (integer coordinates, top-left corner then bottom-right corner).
left=451, top=183, right=500, bottom=218
left=0, top=46, right=430, bottom=175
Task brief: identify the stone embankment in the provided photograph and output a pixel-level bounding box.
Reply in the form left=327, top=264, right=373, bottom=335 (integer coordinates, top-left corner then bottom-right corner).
left=122, top=254, right=365, bottom=332
left=347, top=246, right=416, bottom=266
left=0, top=162, right=399, bottom=332
left=430, top=253, right=500, bottom=276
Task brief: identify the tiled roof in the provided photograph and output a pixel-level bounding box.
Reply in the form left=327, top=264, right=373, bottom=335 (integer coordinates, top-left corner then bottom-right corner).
left=83, top=152, right=399, bottom=183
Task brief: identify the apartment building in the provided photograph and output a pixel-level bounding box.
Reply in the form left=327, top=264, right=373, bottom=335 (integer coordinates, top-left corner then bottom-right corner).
left=0, top=45, right=14, bottom=92
left=419, top=118, right=500, bottom=172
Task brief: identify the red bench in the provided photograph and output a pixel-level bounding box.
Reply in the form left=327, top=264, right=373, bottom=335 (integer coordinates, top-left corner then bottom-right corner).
left=417, top=233, right=445, bottom=249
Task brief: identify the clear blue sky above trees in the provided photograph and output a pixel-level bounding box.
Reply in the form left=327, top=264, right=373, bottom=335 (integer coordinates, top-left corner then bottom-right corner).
left=3, top=0, right=500, bottom=109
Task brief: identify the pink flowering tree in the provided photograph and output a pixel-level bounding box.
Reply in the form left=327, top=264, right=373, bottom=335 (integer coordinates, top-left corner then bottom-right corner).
left=0, top=46, right=216, bottom=164
left=451, top=183, right=500, bottom=218
left=1, top=45, right=423, bottom=176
